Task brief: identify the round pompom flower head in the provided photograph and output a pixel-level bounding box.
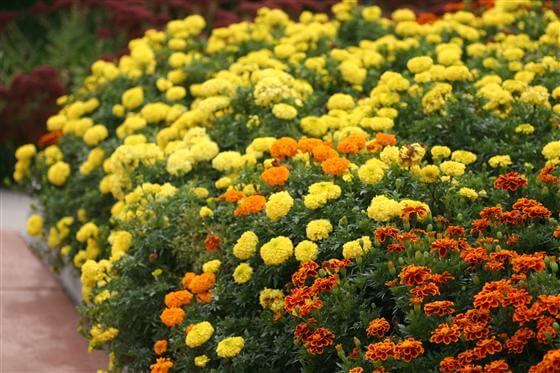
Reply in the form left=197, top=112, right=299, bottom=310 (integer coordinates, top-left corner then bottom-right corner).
left=216, top=336, right=245, bottom=358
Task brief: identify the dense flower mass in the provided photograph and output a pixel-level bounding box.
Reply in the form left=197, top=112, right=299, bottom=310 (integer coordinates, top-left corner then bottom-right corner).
left=16, top=1, right=560, bottom=372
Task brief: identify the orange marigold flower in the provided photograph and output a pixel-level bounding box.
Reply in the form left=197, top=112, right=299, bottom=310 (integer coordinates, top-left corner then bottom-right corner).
left=483, top=360, right=510, bottom=373
left=538, top=166, right=559, bottom=184
left=523, top=205, right=552, bottom=220
left=439, top=357, right=460, bottom=373
left=39, top=130, right=63, bottom=147
left=463, top=322, right=490, bottom=341
left=461, top=247, right=489, bottom=264
left=204, top=234, right=220, bottom=252
left=431, top=238, right=460, bottom=257
left=234, top=195, right=266, bottom=216
left=164, top=290, right=193, bottom=308
left=375, top=133, right=397, bottom=146
left=196, top=291, right=214, bottom=304
left=554, top=226, right=560, bottom=239
left=348, top=368, right=364, bottom=373
left=310, top=274, right=339, bottom=295
left=154, top=340, right=168, bottom=355
left=261, top=166, right=290, bottom=186
left=303, top=327, right=335, bottom=355
left=536, top=316, right=557, bottom=344
left=528, top=349, right=560, bottom=373
left=365, top=339, right=396, bottom=362
left=417, top=12, right=438, bottom=24
left=337, top=134, right=366, bottom=155
left=292, top=261, right=319, bottom=287
left=445, top=225, right=466, bottom=237
left=533, top=294, right=560, bottom=317
left=375, top=226, right=399, bottom=243
left=312, top=144, right=338, bottom=163
left=410, top=282, right=440, bottom=298
left=322, top=157, right=350, bottom=175
left=494, top=172, right=528, bottom=192
left=398, top=264, right=432, bottom=286
left=424, top=300, right=455, bottom=317
left=475, top=337, right=502, bottom=358
left=188, top=273, right=216, bottom=294
left=366, top=318, right=390, bottom=338
left=219, top=189, right=244, bottom=202
left=430, top=323, right=460, bottom=344
left=182, top=272, right=196, bottom=289
left=395, top=338, right=424, bottom=362
left=150, top=357, right=174, bottom=373
left=511, top=253, right=546, bottom=273
left=160, top=307, right=185, bottom=328
left=298, top=137, right=324, bottom=153
left=505, top=328, right=534, bottom=354
left=444, top=2, right=465, bottom=12
left=270, top=137, right=298, bottom=160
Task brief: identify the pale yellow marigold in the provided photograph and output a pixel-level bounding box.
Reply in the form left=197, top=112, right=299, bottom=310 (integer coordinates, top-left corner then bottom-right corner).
left=306, top=219, right=333, bottom=241
left=233, top=231, right=258, bottom=260
left=260, top=236, right=293, bottom=265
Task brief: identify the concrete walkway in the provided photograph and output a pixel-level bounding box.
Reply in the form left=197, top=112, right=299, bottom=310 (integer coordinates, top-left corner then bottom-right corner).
left=1, top=190, right=107, bottom=372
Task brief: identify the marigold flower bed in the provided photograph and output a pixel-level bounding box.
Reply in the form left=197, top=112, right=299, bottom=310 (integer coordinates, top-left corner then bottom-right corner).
left=16, top=1, right=560, bottom=372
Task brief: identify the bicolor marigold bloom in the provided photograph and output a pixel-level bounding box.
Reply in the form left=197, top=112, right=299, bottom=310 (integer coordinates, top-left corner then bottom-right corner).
left=374, top=226, right=399, bottom=243
left=483, top=360, right=510, bottom=373
left=234, top=195, right=266, bottom=216
left=528, top=349, right=560, bottom=372
left=439, top=357, right=460, bottom=373
left=493, top=172, right=528, bottom=191
left=322, top=157, right=350, bottom=175
left=424, top=300, right=455, bottom=317
left=261, top=166, right=290, bottom=186
left=160, top=307, right=185, bottom=328
left=365, top=339, right=396, bottom=362
left=538, top=166, right=559, bottom=184
left=303, top=327, right=335, bottom=355
left=395, top=338, right=424, bottom=362
left=431, top=238, right=460, bottom=257
left=398, top=264, right=432, bottom=286
left=337, top=134, right=366, bottom=154
left=505, top=328, right=535, bottom=354
left=475, top=337, right=502, bottom=358
left=270, top=137, right=298, bottom=160
left=366, top=318, right=390, bottom=337
left=511, top=253, right=546, bottom=273
left=430, top=323, right=460, bottom=344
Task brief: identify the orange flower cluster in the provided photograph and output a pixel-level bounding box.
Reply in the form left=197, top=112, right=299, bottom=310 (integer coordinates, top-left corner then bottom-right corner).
left=234, top=194, right=266, bottom=216
left=337, top=134, right=366, bottom=155
left=494, top=172, right=528, bottom=191
left=204, top=233, right=220, bottom=252
left=219, top=189, right=244, bottom=202
left=270, top=137, right=298, bottom=160
left=153, top=340, right=167, bottom=355
left=164, top=290, right=193, bottom=308
left=160, top=307, right=185, bottom=328
left=183, top=272, right=215, bottom=303
left=365, top=338, right=423, bottom=363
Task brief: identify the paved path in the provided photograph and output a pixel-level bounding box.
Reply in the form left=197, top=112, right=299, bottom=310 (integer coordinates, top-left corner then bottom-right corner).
left=1, top=189, right=107, bottom=372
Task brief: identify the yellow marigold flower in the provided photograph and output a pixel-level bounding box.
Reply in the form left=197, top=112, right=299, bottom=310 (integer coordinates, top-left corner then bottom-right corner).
left=458, top=187, right=478, bottom=200
left=431, top=145, right=451, bottom=159
left=216, top=337, right=244, bottom=358
left=202, top=259, right=221, bottom=274
left=360, top=116, right=393, bottom=131
left=83, top=125, right=108, bottom=146
left=215, top=177, right=231, bottom=189
left=303, top=193, right=328, bottom=210
left=414, top=165, right=440, bottom=183
left=294, top=240, right=319, bottom=262
left=362, top=6, right=381, bottom=21
left=327, top=93, right=355, bottom=111
left=515, top=123, right=535, bottom=135
left=451, top=150, right=477, bottom=165
left=165, top=86, right=186, bottom=101
left=233, top=231, right=258, bottom=260
left=272, top=103, right=297, bottom=120
left=199, top=206, right=213, bottom=219
left=212, top=151, right=242, bottom=172
left=259, top=288, right=284, bottom=312
left=339, top=60, right=366, bottom=86
left=407, top=56, right=433, bottom=74
left=15, top=144, right=36, bottom=160
left=488, top=155, right=512, bottom=168
left=47, top=161, right=71, bottom=186
left=108, top=230, right=132, bottom=262
left=543, top=141, right=560, bottom=160
left=192, top=187, right=209, bottom=199
left=260, top=236, right=293, bottom=265
left=440, top=161, right=466, bottom=177
left=166, top=149, right=193, bottom=176
left=380, top=146, right=400, bottom=164
left=186, top=321, right=214, bottom=348
left=306, top=219, right=333, bottom=241
left=392, top=8, right=415, bottom=22
left=265, top=191, right=294, bottom=221
left=26, top=214, right=44, bottom=236
left=367, top=195, right=401, bottom=222
left=342, top=236, right=372, bottom=259
left=122, top=87, right=144, bottom=110
left=233, top=263, right=253, bottom=284
left=44, top=145, right=63, bottom=165
left=358, top=159, right=386, bottom=185
left=194, top=355, right=210, bottom=368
